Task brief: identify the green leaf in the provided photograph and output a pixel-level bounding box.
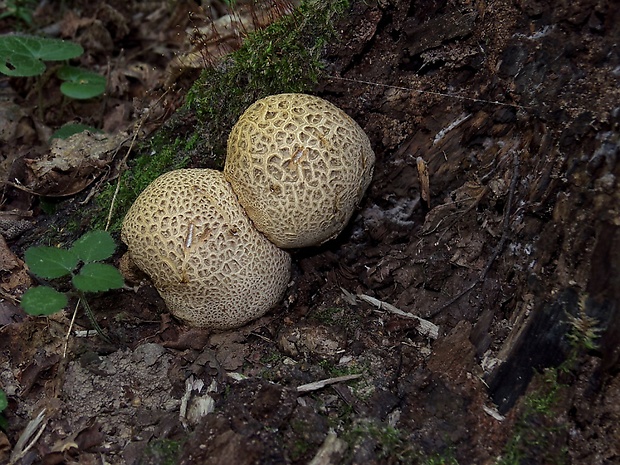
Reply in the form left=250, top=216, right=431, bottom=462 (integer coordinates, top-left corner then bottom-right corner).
left=20, top=286, right=68, bottom=315
left=0, top=36, right=83, bottom=77
left=70, top=230, right=116, bottom=263
left=72, top=263, right=124, bottom=292
left=57, top=65, right=106, bottom=99
left=25, top=246, right=78, bottom=279
left=50, top=123, right=102, bottom=141
left=0, top=0, right=34, bottom=25
left=0, top=388, right=6, bottom=430
left=0, top=389, right=7, bottom=412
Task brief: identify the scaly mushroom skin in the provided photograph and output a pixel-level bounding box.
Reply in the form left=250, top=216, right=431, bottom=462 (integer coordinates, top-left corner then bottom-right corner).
left=121, top=169, right=291, bottom=329
left=225, top=93, right=375, bottom=248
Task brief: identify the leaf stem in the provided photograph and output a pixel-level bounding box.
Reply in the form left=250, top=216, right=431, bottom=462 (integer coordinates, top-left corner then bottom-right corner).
left=77, top=291, right=113, bottom=344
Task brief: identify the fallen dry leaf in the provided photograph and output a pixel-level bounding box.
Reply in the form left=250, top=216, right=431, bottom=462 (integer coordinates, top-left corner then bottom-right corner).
left=165, top=0, right=299, bottom=87
left=24, top=131, right=128, bottom=196
left=0, top=235, right=31, bottom=311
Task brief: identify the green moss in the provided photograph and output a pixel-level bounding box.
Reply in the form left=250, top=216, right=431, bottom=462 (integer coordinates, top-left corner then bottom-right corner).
left=366, top=424, right=404, bottom=459
left=318, top=359, right=363, bottom=379
left=142, top=438, right=184, bottom=465
left=342, top=421, right=416, bottom=463
left=312, top=307, right=346, bottom=325
left=290, top=438, right=312, bottom=461
left=498, top=294, right=603, bottom=465
left=566, top=293, right=601, bottom=352
left=497, top=369, right=569, bottom=465
left=338, top=419, right=461, bottom=464
left=524, top=370, right=561, bottom=415
left=261, top=350, right=285, bottom=366
left=186, top=0, right=350, bottom=160
left=423, top=452, right=459, bottom=465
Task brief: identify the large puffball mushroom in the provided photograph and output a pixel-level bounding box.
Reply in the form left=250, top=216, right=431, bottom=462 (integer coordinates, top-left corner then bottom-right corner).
left=121, top=169, right=291, bottom=329
left=224, top=93, right=375, bottom=248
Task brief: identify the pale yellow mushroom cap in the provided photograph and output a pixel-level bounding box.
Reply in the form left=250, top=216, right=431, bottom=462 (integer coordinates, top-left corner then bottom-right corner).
left=224, top=93, right=375, bottom=248
left=121, top=169, right=291, bottom=329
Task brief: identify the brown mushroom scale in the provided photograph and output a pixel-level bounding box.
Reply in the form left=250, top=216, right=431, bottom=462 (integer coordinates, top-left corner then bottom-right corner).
left=225, top=93, right=375, bottom=248
left=121, top=169, right=291, bottom=329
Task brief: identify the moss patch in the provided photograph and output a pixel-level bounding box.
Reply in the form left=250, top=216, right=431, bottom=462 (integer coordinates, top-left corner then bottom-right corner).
left=185, top=0, right=350, bottom=161
left=341, top=420, right=459, bottom=464
left=142, top=438, right=184, bottom=465
left=497, top=369, right=570, bottom=465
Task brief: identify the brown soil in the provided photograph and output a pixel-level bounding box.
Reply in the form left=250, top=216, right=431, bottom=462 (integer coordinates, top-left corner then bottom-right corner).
left=1, top=0, right=619, bottom=464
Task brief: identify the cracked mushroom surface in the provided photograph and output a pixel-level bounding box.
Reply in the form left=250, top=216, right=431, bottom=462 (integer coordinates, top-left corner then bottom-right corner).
left=224, top=93, right=375, bottom=248
left=121, top=169, right=291, bottom=329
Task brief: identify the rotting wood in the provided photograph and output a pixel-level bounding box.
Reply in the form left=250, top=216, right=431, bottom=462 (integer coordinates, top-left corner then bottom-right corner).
left=427, top=149, right=520, bottom=317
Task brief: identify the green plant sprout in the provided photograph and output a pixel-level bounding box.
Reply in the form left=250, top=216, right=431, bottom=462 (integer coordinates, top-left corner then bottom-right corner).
left=0, top=388, right=7, bottom=430
left=56, top=65, right=106, bottom=99
left=566, top=293, right=601, bottom=352
left=0, top=0, right=38, bottom=26
left=50, top=123, right=103, bottom=141
left=0, top=35, right=106, bottom=99
left=20, top=230, right=124, bottom=339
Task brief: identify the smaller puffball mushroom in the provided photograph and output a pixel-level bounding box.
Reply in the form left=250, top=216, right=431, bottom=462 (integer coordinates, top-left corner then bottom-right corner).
left=224, top=93, right=375, bottom=248
left=121, top=169, right=291, bottom=329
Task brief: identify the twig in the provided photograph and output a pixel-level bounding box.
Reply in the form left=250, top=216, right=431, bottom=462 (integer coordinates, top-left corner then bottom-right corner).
left=427, top=150, right=520, bottom=317
left=356, top=293, right=439, bottom=339
left=104, top=129, right=141, bottom=231
left=0, top=288, right=20, bottom=305
left=3, top=181, right=39, bottom=195
left=433, top=186, right=489, bottom=243
left=297, top=374, right=363, bottom=393
left=341, top=288, right=439, bottom=339
left=9, top=409, right=47, bottom=465
left=482, top=404, right=505, bottom=421
left=419, top=142, right=515, bottom=238
left=63, top=300, right=80, bottom=358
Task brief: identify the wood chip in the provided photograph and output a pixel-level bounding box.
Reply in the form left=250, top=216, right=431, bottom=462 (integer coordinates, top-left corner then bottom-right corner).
left=308, top=432, right=348, bottom=465
left=343, top=289, right=439, bottom=339
left=416, top=156, right=431, bottom=208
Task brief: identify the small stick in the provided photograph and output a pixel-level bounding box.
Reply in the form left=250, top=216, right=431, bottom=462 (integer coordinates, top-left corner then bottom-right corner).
left=297, top=374, right=363, bottom=393
left=63, top=300, right=80, bottom=358
left=9, top=409, right=47, bottom=465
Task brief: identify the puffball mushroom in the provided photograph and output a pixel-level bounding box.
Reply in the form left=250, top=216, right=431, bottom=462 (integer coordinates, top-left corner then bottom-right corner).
left=121, top=169, right=291, bottom=329
left=224, top=93, right=375, bottom=248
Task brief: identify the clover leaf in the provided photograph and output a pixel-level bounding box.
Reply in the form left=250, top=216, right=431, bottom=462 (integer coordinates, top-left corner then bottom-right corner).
left=21, top=230, right=124, bottom=318
left=20, top=286, right=69, bottom=316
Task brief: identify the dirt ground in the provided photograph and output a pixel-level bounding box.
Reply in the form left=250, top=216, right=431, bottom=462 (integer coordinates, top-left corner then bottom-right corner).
left=1, top=0, right=619, bottom=464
